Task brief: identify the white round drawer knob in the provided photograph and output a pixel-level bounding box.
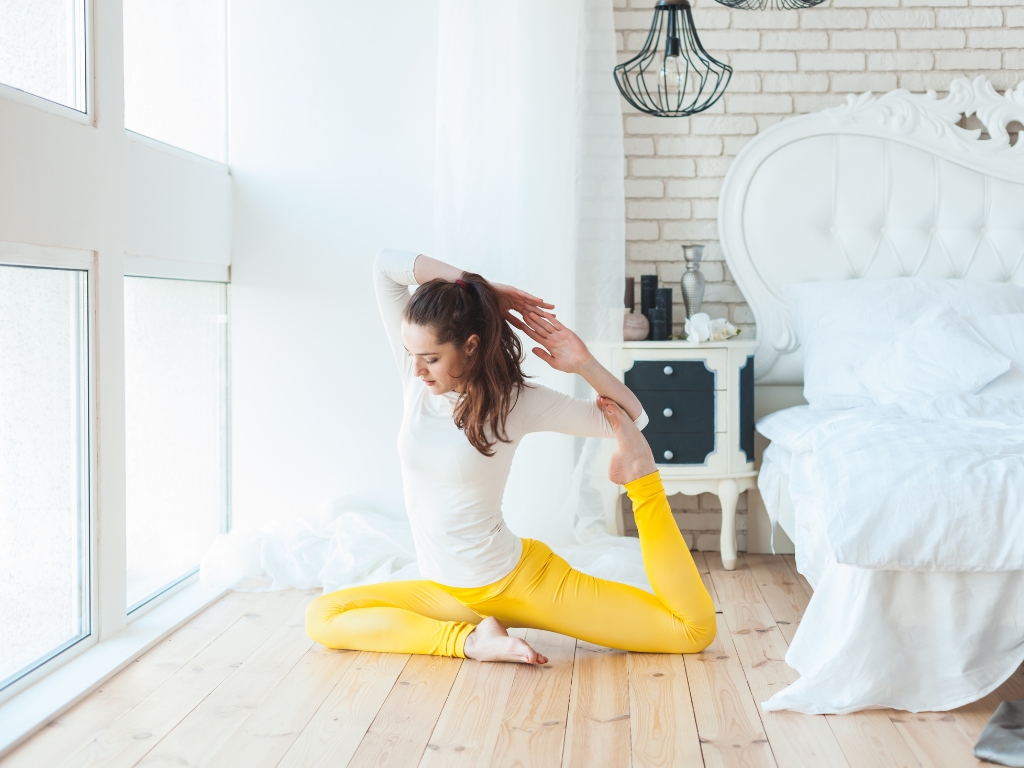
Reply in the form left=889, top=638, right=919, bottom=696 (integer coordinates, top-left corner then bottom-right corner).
left=663, top=365, right=673, bottom=375
left=663, top=407, right=673, bottom=418
left=663, top=450, right=674, bottom=460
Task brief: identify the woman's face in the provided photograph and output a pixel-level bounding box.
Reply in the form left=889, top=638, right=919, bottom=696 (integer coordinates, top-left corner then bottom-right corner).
left=401, top=322, right=478, bottom=395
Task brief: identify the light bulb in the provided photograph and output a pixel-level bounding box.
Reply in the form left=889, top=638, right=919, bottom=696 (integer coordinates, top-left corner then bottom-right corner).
left=659, top=50, right=685, bottom=95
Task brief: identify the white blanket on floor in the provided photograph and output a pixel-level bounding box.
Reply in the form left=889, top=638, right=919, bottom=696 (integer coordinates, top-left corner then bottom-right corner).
left=757, top=398, right=1024, bottom=714
left=200, top=502, right=657, bottom=597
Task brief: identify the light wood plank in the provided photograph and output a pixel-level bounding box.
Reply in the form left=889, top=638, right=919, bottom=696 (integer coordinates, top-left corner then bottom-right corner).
left=948, top=693, right=1004, bottom=744
left=744, top=554, right=806, bottom=645
left=627, top=652, right=703, bottom=768
left=942, top=665, right=1024, bottom=751
left=824, top=711, right=922, bottom=768
left=276, top=651, right=410, bottom=768
left=201, top=645, right=359, bottom=768
left=135, top=594, right=317, bottom=767
left=491, top=630, right=576, bottom=768
left=691, top=565, right=774, bottom=768
left=692, top=551, right=712, bottom=578
left=890, top=711, right=986, bottom=768
left=993, top=664, right=1024, bottom=700
left=59, top=589, right=309, bottom=768
left=937, top=663, right=1021, bottom=746
left=683, top=611, right=776, bottom=768
left=708, top=554, right=849, bottom=768
left=0, top=591, right=264, bottom=768
left=562, top=642, right=631, bottom=768
left=419, top=658, right=518, bottom=767
left=943, top=666, right=1024, bottom=757
left=781, top=555, right=814, bottom=599
left=346, top=654, right=462, bottom=768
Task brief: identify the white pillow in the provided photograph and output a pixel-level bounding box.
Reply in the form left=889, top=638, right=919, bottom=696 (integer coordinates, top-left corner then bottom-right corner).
left=968, top=314, right=1024, bottom=399
left=785, top=278, right=1024, bottom=409
left=856, top=305, right=1010, bottom=404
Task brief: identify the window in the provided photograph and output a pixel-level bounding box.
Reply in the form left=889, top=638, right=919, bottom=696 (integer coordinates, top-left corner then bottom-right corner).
left=0, top=263, right=90, bottom=691
left=0, top=0, right=88, bottom=111
left=123, top=0, right=227, bottom=162
left=123, top=277, right=229, bottom=611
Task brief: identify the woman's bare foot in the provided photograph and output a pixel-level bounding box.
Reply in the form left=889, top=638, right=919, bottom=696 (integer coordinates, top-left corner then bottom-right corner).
left=463, top=617, right=548, bottom=664
left=599, top=396, right=658, bottom=485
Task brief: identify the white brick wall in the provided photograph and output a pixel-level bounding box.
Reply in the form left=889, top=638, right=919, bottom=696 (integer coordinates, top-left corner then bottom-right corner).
left=617, top=0, right=1024, bottom=340
left=622, top=492, right=749, bottom=553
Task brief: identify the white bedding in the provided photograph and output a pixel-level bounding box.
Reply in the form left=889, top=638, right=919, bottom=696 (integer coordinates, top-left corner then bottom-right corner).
left=760, top=398, right=1024, bottom=571
left=758, top=402, right=1024, bottom=714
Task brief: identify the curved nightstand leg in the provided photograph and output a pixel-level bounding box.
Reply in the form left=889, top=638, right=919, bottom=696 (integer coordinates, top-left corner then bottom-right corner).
left=718, top=478, right=740, bottom=571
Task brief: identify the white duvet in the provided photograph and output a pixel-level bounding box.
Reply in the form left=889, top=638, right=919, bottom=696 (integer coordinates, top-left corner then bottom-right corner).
left=758, top=398, right=1024, bottom=714
left=760, top=397, right=1024, bottom=572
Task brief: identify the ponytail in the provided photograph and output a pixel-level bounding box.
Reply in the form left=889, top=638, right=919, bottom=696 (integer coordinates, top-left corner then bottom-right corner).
left=403, top=272, right=528, bottom=456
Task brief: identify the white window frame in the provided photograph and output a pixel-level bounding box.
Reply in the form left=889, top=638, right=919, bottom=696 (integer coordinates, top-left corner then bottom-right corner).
left=0, top=0, right=92, bottom=124
left=0, top=248, right=231, bottom=752
left=0, top=0, right=232, bottom=755
left=122, top=270, right=232, bottom=618
left=0, top=242, right=97, bottom=704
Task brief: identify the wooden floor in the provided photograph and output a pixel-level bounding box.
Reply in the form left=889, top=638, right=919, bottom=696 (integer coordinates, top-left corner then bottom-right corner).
left=4, top=552, right=1022, bottom=768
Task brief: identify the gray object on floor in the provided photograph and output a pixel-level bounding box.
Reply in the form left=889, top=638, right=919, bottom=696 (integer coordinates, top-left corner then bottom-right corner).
left=975, top=700, right=1024, bottom=766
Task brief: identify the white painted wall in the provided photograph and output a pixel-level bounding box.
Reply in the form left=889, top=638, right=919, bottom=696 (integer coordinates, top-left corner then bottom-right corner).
left=229, top=1, right=440, bottom=528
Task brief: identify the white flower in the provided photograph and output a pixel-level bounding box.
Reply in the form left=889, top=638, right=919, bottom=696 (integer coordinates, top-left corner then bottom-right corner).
left=684, top=313, right=712, bottom=343
left=684, top=313, right=738, bottom=343
left=711, top=317, right=738, bottom=340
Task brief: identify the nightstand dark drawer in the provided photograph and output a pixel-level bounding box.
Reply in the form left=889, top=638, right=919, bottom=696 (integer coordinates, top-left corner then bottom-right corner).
left=635, top=390, right=715, bottom=434
left=624, top=360, right=715, bottom=392
left=647, top=432, right=716, bottom=465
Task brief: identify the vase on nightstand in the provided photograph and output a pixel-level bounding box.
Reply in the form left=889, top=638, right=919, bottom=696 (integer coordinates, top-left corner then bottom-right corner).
left=681, top=245, right=705, bottom=319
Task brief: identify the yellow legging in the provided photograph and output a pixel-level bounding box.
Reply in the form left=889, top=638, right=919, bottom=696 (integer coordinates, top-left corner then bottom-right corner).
left=305, top=471, right=716, bottom=656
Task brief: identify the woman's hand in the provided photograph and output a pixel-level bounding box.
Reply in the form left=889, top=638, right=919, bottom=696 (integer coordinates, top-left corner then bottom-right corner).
left=506, top=309, right=592, bottom=375
left=508, top=308, right=644, bottom=421
left=492, top=283, right=554, bottom=324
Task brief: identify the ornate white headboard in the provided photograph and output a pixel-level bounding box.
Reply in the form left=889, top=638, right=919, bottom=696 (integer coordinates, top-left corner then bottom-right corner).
left=719, top=76, right=1024, bottom=385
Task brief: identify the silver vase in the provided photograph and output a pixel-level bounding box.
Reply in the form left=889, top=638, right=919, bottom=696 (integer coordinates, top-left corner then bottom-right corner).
left=680, top=244, right=705, bottom=319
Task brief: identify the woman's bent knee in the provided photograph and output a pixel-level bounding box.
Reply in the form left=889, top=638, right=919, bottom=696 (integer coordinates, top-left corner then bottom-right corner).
left=668, top=610, right=717, bottom=654
left=305, top=594, right=343, bottom=647
left=690, top=613, right=717, bottom=652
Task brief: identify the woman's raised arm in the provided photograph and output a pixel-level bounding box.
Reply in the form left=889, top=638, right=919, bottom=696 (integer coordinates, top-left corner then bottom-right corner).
left=373, top=248, right=420, bottom=374
left=411, top=254, right=464, bottom=285
left=507, top=310, right=644, bottom=422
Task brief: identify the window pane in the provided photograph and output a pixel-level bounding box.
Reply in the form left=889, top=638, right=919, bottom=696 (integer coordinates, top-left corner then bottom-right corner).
left=0, top=264, right=90, bottom=690
left=123, top=0, right=227, bottom=162
left=124, top=277, right=228, bottom=611
left=0, top=0, right=87, bottom=111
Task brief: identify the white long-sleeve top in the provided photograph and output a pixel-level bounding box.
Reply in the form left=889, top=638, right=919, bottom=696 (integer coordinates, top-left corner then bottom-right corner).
left=374, top=249, right=648, bottom=587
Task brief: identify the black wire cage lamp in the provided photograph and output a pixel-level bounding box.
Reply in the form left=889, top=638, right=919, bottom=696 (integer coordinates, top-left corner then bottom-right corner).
left=714, top=0, right=826, bottom=9
left=613, top=0, right=731, bottom=118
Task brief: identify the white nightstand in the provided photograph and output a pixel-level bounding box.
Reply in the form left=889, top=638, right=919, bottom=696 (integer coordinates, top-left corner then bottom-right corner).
left=617, top=339, right=758, bottom=570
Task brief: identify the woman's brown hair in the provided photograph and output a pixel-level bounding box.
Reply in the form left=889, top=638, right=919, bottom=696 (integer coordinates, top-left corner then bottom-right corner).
left=403, top=273, right=528, bottom=456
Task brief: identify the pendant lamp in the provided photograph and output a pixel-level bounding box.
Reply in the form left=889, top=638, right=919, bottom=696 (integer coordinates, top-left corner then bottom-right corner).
left=713, top=0, right=826, bottom=8
left=613, top=0, right=731, bottom=118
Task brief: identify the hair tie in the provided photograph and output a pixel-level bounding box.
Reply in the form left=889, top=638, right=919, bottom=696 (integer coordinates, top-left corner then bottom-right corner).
left=455, top=278, right=468, bottom=290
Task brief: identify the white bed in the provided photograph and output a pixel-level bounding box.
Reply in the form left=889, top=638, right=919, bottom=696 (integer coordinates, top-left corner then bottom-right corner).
left=718, top=76, right=1024, bottom=714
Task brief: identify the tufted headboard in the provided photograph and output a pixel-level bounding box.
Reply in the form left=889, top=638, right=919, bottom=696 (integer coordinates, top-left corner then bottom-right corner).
left=719, top=76, right=1024, bottom=385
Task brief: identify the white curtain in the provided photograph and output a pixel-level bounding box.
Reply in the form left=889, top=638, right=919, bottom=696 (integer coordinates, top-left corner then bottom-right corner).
left=202, top=0, right=653, bottom=594
left=433, top=0, right=625, bottom=546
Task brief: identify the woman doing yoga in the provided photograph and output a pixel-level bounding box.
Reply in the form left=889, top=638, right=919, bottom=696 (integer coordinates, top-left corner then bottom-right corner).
left=305, top=249, right=716, bottom=663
